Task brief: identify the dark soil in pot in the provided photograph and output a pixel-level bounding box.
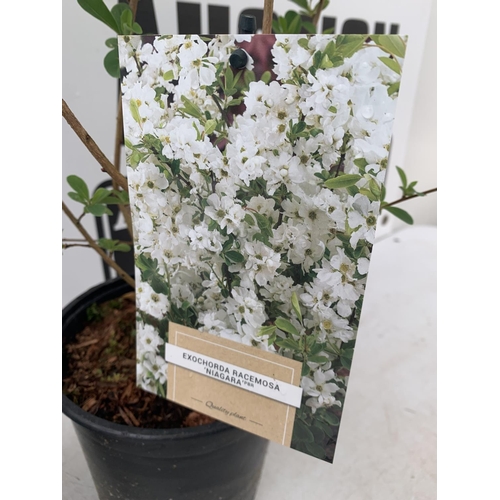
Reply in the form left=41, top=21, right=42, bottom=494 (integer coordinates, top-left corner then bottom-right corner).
left=62, top=278, right=268, bottom=500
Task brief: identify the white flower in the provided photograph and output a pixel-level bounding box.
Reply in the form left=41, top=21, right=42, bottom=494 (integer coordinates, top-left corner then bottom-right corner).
left=178, top=37, right=217, bottom=90
left=226, top=287, right=267, bottom=328
left=142, top=352, right=168, bottom=384
left=205, top=194, right=245, bottom=234
left=188, top=223, right=223, bottom=252
left=315, top=248, right=361, bottom=302
left=136, top=281, right=169, bottom=319
left=244, top=241, right=281, bottom=286
left=137, top=323, right=164, bottom=353
left=237, top=323, right=270, bottom=351
left=301, top=370, right=340, bottom=399
left=348, top=194, right=380, bottom=248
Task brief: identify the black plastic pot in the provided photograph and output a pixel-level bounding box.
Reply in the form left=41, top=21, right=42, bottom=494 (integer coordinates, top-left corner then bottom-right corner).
left=63, top=279, right=268, bottom=500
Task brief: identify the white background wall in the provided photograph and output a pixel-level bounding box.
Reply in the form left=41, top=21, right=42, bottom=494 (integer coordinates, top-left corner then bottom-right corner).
left=62, top=0, right=436, bottom=306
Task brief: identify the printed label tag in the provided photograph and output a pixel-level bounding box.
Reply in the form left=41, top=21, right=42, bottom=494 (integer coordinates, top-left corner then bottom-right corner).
left=167, top=323, right=302, bottom=446
left=166, top=343, right=303, bottom=407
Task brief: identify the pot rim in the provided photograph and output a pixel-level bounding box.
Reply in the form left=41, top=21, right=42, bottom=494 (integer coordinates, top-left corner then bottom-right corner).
left=63, top=278, right=232, bottom=441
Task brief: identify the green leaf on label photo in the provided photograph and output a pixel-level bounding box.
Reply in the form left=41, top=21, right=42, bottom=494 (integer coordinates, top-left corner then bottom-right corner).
left=324, top=174, right=362, bottom=189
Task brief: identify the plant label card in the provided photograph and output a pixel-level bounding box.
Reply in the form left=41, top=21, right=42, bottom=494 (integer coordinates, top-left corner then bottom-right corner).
left=119, top=33, right=407, bottom=463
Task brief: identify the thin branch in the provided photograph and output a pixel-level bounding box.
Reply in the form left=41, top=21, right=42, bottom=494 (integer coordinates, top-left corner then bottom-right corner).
left=262, top=0, right=274, bottom=34
left=312, top=0, right=325, bottom=29
left=129, top=0, right=139, bottom=20
left=113, top=95, right=123, bottom=174
left=212, top=94, right=231, bottom=127
left=62, top=201, right=135, bottom=288
left=113, top=87, right=134, bottom=237
left=384, top=188, right=437, bottom=208
left=62, top=99, right=128, bottom=191
left=62, top=243, right=91, bottom=249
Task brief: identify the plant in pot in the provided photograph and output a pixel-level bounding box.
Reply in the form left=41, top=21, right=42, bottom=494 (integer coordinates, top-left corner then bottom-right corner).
left=63, top=0, right=436, bottom=498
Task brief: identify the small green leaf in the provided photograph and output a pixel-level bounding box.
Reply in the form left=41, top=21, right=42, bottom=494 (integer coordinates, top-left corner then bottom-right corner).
left=383, top=205, right=414, bottom=225
left=244, top=70, right=256, bottom=86
left=97, top=238, right=129, bottom=252
left=287, top=11, right=302, bottom=33
left=293, top=420, right=314, bottom=443
left=120, top=8, right=133, bottom=33
left=293, top=121, right=307, bottom=134
left=67, top=175, right=89, bottom=201
left=291, top=292, right=302, bottom=323
left=396, top=166, right=408, bottom=188
left=115, top=243, right=131, bottom=252
left=324, top=174, right=362, bottom=189
left=320, top=54, right=333, bottom=68
left=379, top=56, right=401, bottom=75
left=129, top=98, right=142, bottom=124
left=275, top=338, right=301, bottom=350
left=323, top=40, right=336, bottom=59
left=225, top=65, right=234, bottom=90
left=310, top=425, right=325, bottom=443
left=289, top=0, right=310, bottom=12
left=307, top=355, right=329, bottom=364
left=313, top=50, right=323, bottom=69
left=97, top=238, right=116, bottom=251
left=261, top=71, right=272, bottom=84
left=110, top=3, right=129, bottom=32
left=359, top=188, right=378, bottom=202
left=104, top=47, right=120, bottom=78
left=380, top=183, right=387, bottom=202
left=91, top=187, right=112, bottom=204
left=258, top=325, right=277, bottom=337
left=316, top=420, right=335, bottom=438
left=323, top=411, right=340, bottom=426
left=354, top=158, right=368, bottom=169
left=132, top=22, right=142, bottom=34
left=180, top=95, right=203, bottom=119
left=244, top=213, right=255, bottom=226
left=105, top=37, right=117, bottom=48
left=68, top=192, right=85, bottom=204
left=204, top=119, right=217, bottom=135
left=163, top=69, right=174, bottom=81
left=149, top=275, right=169, bottom=295
left=86, top=204, right=112, bottom=217
left=368, top=178, right=382, bottom=199
left=388, top=81, right=400, bottom=96
left=302, top=21, right=317, bottom=34
left=275, top=318, right=300, bottom=336
left=297, top=38, right=310, bottom=49
left=335, top=35, right=367, bottom=58
left=328, top=105, right=337, bottom=113
left=225, top=250, right=244, bottom=263
left=371, top=35, right=406, bottom=58
left=77, top=0, right=119, bottom=33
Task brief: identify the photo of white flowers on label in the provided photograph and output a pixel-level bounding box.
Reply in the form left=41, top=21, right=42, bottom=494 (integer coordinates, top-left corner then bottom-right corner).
left=119, top=33, right=407, bottom=463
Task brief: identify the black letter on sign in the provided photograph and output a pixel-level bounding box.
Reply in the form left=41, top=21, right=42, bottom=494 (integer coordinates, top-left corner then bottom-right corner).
left=209, top=5, right=230, bottom=34
left=322, top=16, right=336, bottom=34
left=177, top=1, right=201, bottom=34
left=342, top=19, right=369, bottom=34
left=375, top=22, right=400, bottom=34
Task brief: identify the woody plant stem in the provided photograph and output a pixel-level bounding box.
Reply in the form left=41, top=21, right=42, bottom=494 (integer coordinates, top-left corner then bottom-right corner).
left=62, top=201, right=135, bottom=288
